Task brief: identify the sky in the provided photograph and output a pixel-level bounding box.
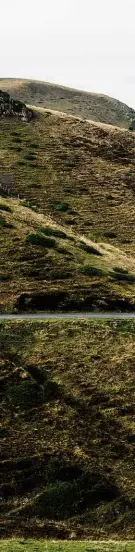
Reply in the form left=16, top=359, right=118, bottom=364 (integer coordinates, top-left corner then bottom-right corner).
left=1, top=0, right=135, bottom=108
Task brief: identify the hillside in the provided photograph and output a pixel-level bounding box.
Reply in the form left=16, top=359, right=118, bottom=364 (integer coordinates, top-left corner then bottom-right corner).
left=1, top=79, right=135, bottom=129
left=1, top=195, right=135, bottom=313
left=0, top=319, right=135, bottom=539
left=1, top=94, right=135, bottom=312
left=1, top=104, right=135, bottom=255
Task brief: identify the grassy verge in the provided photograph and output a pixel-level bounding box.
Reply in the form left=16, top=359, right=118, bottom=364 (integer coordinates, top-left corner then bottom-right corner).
left=0, top=540, right=135, bottom=552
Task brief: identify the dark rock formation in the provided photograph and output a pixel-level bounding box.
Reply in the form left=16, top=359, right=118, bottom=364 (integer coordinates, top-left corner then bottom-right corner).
left=0, top=90, right=33, bottom=121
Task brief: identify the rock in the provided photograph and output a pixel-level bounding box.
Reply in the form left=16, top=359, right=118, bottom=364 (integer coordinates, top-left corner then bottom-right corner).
left=0, top=90, right=33, bottom=121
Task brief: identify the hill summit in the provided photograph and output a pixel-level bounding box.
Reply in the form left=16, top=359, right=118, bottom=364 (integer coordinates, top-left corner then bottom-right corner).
left=1, top=78, right=135, bottom=129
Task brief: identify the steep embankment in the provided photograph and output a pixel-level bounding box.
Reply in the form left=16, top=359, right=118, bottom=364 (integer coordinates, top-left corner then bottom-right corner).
left=0, top=319, right=135, bottom=539
left=1, top=78, right=135, bottom=129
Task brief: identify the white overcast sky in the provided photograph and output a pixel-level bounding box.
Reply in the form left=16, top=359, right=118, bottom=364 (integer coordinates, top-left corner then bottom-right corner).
left=1, top=0, right=135, bottom=108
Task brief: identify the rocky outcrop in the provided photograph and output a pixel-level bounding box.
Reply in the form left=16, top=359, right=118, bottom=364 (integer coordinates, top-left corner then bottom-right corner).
left=0, top=90, right=33, bottom=121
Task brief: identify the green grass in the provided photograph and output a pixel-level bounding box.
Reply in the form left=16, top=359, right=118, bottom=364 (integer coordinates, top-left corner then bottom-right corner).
left=0, top=541, right=135, bottom=552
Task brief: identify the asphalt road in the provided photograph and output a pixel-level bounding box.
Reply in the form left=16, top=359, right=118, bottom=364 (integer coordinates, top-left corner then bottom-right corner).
left=0, top=312, right=135, bottom=320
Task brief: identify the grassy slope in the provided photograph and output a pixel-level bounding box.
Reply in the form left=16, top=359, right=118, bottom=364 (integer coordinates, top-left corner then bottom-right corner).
left=1, top=196, right=135, bottom=312
left=0, top=319, right=135, bottom=539
left=0, top=541, right=135, bottom=552
left=1, top=107, right=135, bottom=311
left=1, top=108, right=135, bottom=254
left=1, top=78, right=135, bottom=129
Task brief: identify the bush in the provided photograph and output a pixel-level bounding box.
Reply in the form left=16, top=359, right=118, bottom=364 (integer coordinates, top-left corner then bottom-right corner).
left=29, top=183, right=41, bottom=188
left=26, top=233, right=56, bottom=248
left=33, top=473, right=118, bottom=520
left=111, top=270, right=135, bottom=283
left=29, top=143, right=39, bottom=149
left=104, top=231, right=117, bottom=238
left=12, top=137, right=22, bottom=143
left=22, top=201, right=37, bottom=211
left=9, top=146, right=22, bottom=152
left=24, top=153, right=37, bottom=161
left=113, top=267, right=129, bottom=274
left=79, top=265, right=106, bottom=277
left=8, top=380, right=44, bottom=410
left=34, top=481, right=79, bottom=519
left=39, top=226, right=67, bottom=239
left=0, top=273, right=11, bottom=281
left=0, top=204, right=12, bottom=213
left=53, top=202, right=70, bottom=212
left=80, top=241, right=102, bottom=256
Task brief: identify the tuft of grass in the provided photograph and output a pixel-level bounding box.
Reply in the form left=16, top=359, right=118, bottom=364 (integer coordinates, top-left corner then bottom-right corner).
left=26, top=233, right=56, bottom=248
left=111, top=270, right=135, bottom=283
left=79, top=241, right=102, bottom=256
left=113, top=267, right=129, bottom=274
left=53, top=202, right=70, bottom=212
left=39, top=226, right=67, bottom=239
left=104, top=232, right=117, bottom=239
left=79, top=265, right=106, bottom=276
left=0, top=273, right=11, bottom=281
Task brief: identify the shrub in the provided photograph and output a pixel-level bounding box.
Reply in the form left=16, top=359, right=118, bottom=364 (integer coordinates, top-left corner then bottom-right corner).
left=24, top=153, right=37, bottom=161
left=53, top=202, right=70, bottom=212
left=79, top=266, right=106, bottom=276
left=34, top=481, right=79, bottom=519
left=104, top=231, right=117, bottom=238
left=11, top=131, right=19, bottom=137
left=33, top=473, right=118, bottom=520
left=12, top=137, right=22, bottom=143
left=8, top=381, right=44, bottom=410
left=0, top=204, right=12, bottom=213
left=113, top=267, right=129, bottom=274
left=0, top=273, right=11, bottom=281
left=29, top=183, right=41, bottom=188
left=9, top=146, right=22, bottom=152
left=26, top=233, right=56, bottom=248
left=80, top=241, right=102, bottom=256
left=29, top=143, right=39, bottom=149
left=22, top=201, right=37, bottom=211
left=39, top=226, right=67, bottom=239
left=111, top=271, right=135, bottom=283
